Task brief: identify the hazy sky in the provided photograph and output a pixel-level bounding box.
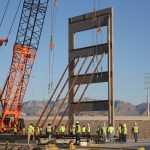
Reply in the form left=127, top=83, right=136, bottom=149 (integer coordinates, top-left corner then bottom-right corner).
left=0, top=0, right=150, bottom=105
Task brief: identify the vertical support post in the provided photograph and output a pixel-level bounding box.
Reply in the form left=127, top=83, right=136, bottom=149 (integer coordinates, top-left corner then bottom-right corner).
left=68, top=19, right=75, bottom=127
left=110, top=8, right=114, bottom=126
left=107, top=14, right=111, bottom=125
left=108, top=8, right=114, bottom=126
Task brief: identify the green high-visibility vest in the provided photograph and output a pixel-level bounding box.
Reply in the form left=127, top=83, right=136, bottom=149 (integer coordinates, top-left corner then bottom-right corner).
left=46, top=125, right=52, bottom=132
left=28, top=125, right=33, bottom=134
left=133, top=125, right=139, bottom=133
left=60, top=126, right=65, bottom=133
left=122, top=127, right=127, bottom=134
left=76, top=124, right=81, bottom=133
left=108, top=126, right=114, bottom=133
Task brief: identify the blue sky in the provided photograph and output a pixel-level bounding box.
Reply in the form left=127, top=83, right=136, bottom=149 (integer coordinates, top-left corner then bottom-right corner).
left=0, top=0, right=150, bottom=105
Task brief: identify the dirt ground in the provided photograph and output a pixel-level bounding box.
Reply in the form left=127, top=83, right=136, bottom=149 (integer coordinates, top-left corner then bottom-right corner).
left=22, top=116, right=150, bottom=139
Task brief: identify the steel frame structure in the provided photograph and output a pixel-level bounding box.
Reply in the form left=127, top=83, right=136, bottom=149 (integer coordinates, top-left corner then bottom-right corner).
left=0, top=0, right=49, bottom=126
left=68, top=8, right=114, bottom=126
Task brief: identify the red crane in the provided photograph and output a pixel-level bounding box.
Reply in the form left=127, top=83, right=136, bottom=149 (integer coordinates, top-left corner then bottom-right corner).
left=0, top=0, right=49, bottom=131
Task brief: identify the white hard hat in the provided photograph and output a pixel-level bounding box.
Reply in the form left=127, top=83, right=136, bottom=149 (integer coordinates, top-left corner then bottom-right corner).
left=72, top=125, right=75, bottom=127
left=134, top=122, right=137, bottom=125
left=76, top=121, right=79, bottom=124
left=103, top=123, right=106, bottom=126
left=87, top=123, right=89, bottom=126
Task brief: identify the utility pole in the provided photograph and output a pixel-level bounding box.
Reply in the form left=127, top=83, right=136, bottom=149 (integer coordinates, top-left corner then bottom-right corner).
left=144, top=73, right=150, bottom=116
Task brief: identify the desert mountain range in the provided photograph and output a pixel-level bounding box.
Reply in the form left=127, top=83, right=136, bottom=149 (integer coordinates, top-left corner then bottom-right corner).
left=20, top=98, right=148, bottom=116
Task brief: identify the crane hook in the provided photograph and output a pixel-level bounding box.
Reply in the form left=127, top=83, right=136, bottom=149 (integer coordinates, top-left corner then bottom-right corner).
left=0, top=38, right=8, bottom=46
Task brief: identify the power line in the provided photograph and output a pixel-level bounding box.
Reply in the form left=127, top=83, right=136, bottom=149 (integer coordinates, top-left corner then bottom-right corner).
left=144, top=73, right=150, bottom=116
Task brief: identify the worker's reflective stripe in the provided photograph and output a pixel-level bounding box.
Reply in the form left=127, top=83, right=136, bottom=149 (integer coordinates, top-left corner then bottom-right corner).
left=82, top=127, right=86, bottom=132
left=133, top=126, right=139, bottom=133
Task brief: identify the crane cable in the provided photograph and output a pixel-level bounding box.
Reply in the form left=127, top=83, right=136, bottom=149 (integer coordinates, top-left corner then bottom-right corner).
left=48, top=0, right=58, bottom=93
left=0, top=0, right=11, bottom=28
left=7, top=0, right=22, bottom=39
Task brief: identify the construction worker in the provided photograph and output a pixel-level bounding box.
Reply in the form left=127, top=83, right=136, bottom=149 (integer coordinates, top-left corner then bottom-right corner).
left=75, top=121, right=81, bottom=145
left=82, top=125, right=86, bottom=136
left=86, top=123, right=91, bottom=136
left=107, top=124, right=115, bottom=143
left=86, top=123, right=91, bottom=141
left=117, top=123, right=122, bottom=142
left=46, top=122, right=53, bottom=142
left=27, top=123, right=34, bottom=144
left=70, top=125, right=75, bottom=135
left=13, top=124, right=17, bottom=135
left=121, top=123, right=127, bottom=143
left=101, top=123, right=107, bottom=143
left=59, top=124, right=66, bottom=135
left=39, top=125, right=43, bottom=136
left=96, top=125, right=101, bottom=136
left=132, top=122, right=139, bottom=143
left=46, top=122, right=53, bottom=135
left=22, top=125, right=26, bottom=135
left=37, top=125, right=40, bottom=136
left=54, top=125, right=58, bottom=135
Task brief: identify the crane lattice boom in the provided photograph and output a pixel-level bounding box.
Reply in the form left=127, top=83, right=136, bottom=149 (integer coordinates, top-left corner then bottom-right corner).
left=0, top=0, right=49, bottom=127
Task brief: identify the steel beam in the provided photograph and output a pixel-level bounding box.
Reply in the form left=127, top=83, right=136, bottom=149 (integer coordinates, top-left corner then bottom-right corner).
left=69, top=43, right=108, bottom=59
left=69, top=7, right=112, bottom=23
left=70, top=100, right=108, bottom=111
left=69, top=15, right=108, bottom=33
left=71, top=72, right=108, bottom=85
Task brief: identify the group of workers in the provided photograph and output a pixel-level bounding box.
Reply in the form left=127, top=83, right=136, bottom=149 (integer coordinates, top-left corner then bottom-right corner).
left=96, top=122, right=139, bottom=143
left=25, top=121, right=139, bottom=145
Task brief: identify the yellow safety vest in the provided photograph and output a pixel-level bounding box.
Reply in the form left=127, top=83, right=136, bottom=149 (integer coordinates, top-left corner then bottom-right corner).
left=27, top=125, right=33, bottom=134
left=76, top=124, right=81, bottom=133
left=87, top=126, right=90, bottom=133
left=60, top=126, right=65, bottom=133
left=70, top=127, right=75, bottom=133
left=46, top=125, right=52, bottom=132
left=14, top=127, right=17, bottom=133
left=122, top=127, right=127, bottom=134
left=108, top=126, right=114, bottom=133
left=133, top=125, right=139, bottom=133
